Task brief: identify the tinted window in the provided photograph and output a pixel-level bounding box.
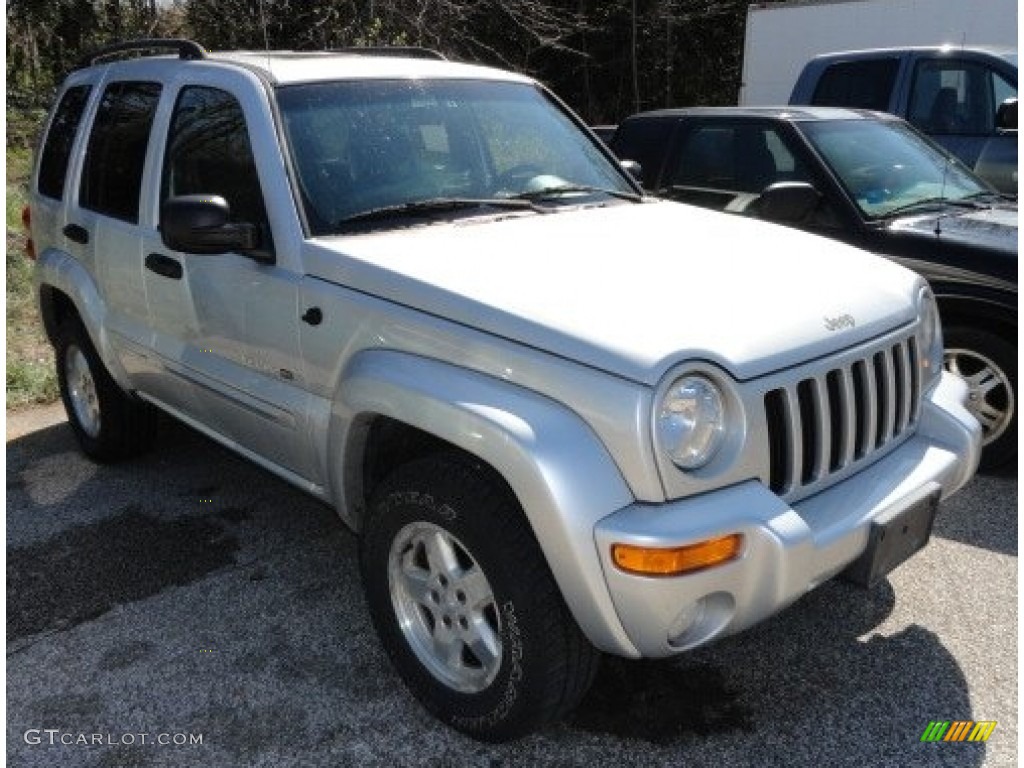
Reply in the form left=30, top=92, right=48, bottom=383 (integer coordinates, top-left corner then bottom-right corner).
left=661, top=121, right=839, bottom=227
left=668, top=124, right=809, bottom=194
left=608, top=118, right=675, bottom=188
left=79, top=82, right=161, bottom=223
left=38, top=85, right=92, bottom=200
left=811, top=59, right=899, bottom=111
left=909, top=59, right=1018, bottom=135
left=162, top=86, right=268, bottom=227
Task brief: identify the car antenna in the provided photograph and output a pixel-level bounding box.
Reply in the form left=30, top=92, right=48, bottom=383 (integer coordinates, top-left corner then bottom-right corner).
left=935, top=153, right=950, bottom=236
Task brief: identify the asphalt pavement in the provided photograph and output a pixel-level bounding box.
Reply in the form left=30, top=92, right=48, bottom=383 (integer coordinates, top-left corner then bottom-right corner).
left=6, top=408, right=1018, bottom=767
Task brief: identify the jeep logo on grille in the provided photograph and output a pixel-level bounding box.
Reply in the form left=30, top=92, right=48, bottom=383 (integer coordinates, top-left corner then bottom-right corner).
left=824, top=313, right=856, bottom=331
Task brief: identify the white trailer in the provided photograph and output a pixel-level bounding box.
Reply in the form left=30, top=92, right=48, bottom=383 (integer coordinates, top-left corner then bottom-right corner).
left=739, top=0, right=1018, bottom=105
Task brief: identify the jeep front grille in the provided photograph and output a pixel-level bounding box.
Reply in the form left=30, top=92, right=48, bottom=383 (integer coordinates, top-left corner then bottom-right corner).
left=764, top=335, right=920, bottom=496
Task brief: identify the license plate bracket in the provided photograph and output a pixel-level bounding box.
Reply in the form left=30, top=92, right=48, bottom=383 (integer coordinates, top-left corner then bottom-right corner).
left=842, top=484, right=940, bottom=588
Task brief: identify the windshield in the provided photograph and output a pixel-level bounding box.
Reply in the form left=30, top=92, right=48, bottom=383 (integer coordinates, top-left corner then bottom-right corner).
left=276, top=79, right=635, bottom=234
left=799, top=119, right=991, bottom=218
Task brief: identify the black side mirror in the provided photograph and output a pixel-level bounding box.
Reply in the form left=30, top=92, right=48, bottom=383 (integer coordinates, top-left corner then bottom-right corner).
left=996, top=97, right=1017, bottom=131
left=755, top=182, right=822, bottom=224
left=620, top=159, right=643, bottom=183
left=160, top=195, right=260, bottom=255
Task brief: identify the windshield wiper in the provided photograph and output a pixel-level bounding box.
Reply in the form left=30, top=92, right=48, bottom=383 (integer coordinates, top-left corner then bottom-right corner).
left=961, top=190, right=1010, bottom=204
left=338, top=197, right=549, bottom=229
left=511, top=184, right=643, bottom=203
left=882, top=196, right=988, bottom=218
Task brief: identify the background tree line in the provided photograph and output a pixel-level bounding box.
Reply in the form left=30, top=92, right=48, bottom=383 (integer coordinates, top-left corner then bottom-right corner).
left=6, top=0, right=748, bottom=125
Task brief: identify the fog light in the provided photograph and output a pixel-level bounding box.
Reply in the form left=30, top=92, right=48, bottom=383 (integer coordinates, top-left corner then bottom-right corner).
left=611, top=534, right=743, bottom=576
left=667, top=599, right=707, bottom=645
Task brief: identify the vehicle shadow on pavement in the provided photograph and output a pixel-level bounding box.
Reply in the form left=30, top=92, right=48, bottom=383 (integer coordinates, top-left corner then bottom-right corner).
left=5, top=417, right=992, bottom=768
left=565, top=581, right=983, bottom=767
left=931, top=471, right=1018, bottom=557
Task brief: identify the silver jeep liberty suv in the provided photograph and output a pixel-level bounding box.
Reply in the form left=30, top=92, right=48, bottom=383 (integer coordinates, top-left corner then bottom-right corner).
left=27, top=39, right=980, bottom=741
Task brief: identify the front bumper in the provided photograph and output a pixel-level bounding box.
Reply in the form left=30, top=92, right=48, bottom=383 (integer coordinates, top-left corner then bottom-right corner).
left=593, top=371, right=980, bottom=658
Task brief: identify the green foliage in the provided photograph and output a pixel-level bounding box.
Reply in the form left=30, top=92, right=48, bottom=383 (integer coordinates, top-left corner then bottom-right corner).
left=6, top=139, right=57, bottom=408
left=7, top=0, right=187, bottom=99
left=6, top=359, right=60, bottom=408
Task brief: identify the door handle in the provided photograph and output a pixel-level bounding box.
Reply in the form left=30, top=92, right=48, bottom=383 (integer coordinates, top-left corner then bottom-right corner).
left=62, top=223, right=89, bottom=244
left=145, top=252, right=183, bottom=280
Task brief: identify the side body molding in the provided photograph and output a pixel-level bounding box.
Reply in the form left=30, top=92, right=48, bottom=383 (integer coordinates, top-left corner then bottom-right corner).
left=332, top=349, right=641, bottom=657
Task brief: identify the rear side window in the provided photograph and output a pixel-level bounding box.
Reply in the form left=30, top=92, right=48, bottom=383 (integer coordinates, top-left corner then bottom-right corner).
left=811, top=60, right=899, bottom=111
left=609, top=118, right=675, bottom=189
left=80, top=81, right=162, bottom=223
left=161, top=86, right=268, bottom=227
left=38, top=85, right=92, bottom=200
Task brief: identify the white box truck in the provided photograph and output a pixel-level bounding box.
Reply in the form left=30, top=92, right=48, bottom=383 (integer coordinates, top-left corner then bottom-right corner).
left=739, top=0, right=1018, bottom=105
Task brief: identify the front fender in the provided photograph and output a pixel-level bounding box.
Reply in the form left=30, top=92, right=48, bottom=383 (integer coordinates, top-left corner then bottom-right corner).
left=332, top=349, right=641, bottom=657
left=34, top=247, right=132, bottom=390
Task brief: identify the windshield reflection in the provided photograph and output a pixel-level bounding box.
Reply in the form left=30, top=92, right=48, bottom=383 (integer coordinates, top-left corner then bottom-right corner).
left=800, top=119, right=991, bottom=218
left=277, top=79, right=634, bottom=234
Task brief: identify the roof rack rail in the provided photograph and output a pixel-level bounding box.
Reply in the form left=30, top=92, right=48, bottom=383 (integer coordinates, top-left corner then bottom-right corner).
left=76, top=38, right=207, bottom=69
left=330, top=46, right=446, bottom=61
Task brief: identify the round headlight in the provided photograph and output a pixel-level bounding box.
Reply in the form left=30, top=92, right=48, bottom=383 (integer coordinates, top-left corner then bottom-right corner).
left=657, top=375, right=726, bottom=469
left=918, top=287, right=943, bottom=383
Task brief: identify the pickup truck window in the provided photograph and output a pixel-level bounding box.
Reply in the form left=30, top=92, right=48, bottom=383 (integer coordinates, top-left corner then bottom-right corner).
left=811, top=59, right=898, bottom=111
left=162, top=86, right=268, bottom=228
left=811, top=59, right=901, bottom=111
left=801, top=119, right=988, bottom=218
left=277, top=80, right=633, bottom=235
left=909, top=59, right=1018, bottom=135
left=79, top=81, right=162, bottom=223
left=38, top=85, right=92, bottom=201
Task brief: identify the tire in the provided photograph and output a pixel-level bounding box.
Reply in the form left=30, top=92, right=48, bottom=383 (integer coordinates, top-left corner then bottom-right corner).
left=359, top=454, right=600, bottom=742
left=943, top=325, right=1016, bottom=471
left=55, top=317, right=157, bottom=462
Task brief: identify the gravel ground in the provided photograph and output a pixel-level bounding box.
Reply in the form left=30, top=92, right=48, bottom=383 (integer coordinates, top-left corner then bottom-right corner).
left=6, top=408, right=1017, bottom=767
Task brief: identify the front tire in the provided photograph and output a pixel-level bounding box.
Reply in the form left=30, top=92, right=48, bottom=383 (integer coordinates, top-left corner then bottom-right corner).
left=359, top=454, right=600, bottom=741
left=944, top=325, right=1016, bottom=471
left=55, top=318, right=157, bottom=461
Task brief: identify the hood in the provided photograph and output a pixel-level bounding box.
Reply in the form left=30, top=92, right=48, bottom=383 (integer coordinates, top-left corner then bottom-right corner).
left=888, top=204, right=1018, bottom=255
left=303, top=201, right=920, bottom=385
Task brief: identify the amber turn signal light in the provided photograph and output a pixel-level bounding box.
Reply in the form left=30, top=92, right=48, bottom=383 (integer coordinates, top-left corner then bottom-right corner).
left=612, top=534, right=743, bottom=576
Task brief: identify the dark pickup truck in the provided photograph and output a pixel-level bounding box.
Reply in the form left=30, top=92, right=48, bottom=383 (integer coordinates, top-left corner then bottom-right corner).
left=609, top=106, right=1017, bottom=469
left=789, top=47, right=1018, bottom=195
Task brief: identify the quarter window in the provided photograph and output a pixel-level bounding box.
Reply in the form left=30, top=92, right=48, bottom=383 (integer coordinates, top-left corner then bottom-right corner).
left=79, top=81, right=161, bottom=223
left=38, top=85, right=92, bottom=200
left=162, top=86, right=268, bottom=228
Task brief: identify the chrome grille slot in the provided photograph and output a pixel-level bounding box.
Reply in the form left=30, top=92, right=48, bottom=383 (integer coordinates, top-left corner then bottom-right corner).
left=765, top=333, right=921, bottom=497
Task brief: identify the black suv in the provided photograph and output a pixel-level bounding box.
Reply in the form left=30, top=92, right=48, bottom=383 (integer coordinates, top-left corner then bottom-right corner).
left=611, top=107, right=1017, bottom=469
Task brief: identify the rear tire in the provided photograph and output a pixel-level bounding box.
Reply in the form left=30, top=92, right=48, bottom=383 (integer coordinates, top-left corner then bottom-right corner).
left=944, top=325, right=1016, bottom=471
left=55, top=317, right=157, bottom=461
left=359, top=454, right=600, bottom=742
